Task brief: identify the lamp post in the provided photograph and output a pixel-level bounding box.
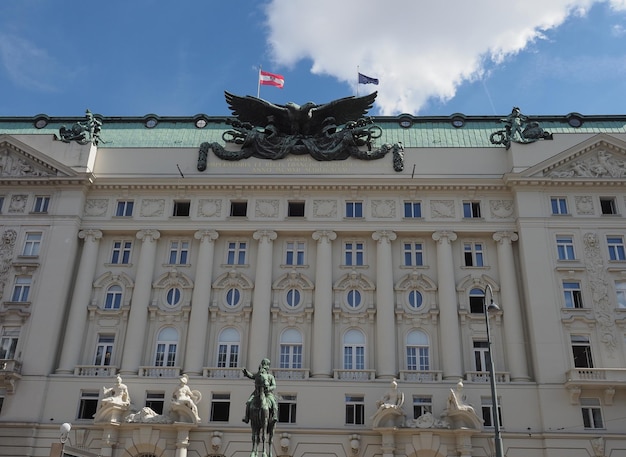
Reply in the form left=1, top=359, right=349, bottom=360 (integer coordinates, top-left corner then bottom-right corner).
left=59, top=423, right=71, bottom=457
left=484, top=284, right=504, bottom=457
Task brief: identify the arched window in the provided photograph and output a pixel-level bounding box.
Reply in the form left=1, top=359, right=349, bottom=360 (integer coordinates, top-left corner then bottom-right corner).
left=217, top=328, right=240, bottom=368
left=406, top=329, right=430, bottom=371
left=469, top=288, right=485, bottom=313
left=279, top=328, right=303, bottom=369
left=104, top=285, right=123, bottom=309
left=343, top=329, right=365, bottom=370
left=154, top=327, right=178, bottom=367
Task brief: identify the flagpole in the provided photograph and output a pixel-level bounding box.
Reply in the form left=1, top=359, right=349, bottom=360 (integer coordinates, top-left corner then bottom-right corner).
left=257, top=65, right=262, bottom=98
left=356, top=65, right=359, bottom=96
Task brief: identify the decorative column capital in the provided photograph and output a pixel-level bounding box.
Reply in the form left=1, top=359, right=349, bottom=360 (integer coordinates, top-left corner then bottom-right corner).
left=372, top=230, right=397, bottom=243
left=136, top=229, right=161, bottom=243
left=312, top=230, right=337, bottom=243
left=78, top=229, right=103, bottom=242
left=493, top=231, right=518, bottom=244
left=253, top=229, right=277, bottom=243
left=432, top=230, right=457, bottom=243
left=194, top=229, right=219, bottom=243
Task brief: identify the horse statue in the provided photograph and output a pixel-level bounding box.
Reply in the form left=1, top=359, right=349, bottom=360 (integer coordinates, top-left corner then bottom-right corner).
left=244, top=359, right=277, bottom=457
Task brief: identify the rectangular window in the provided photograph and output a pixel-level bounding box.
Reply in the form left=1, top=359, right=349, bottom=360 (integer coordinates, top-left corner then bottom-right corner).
left=285, top=241, right=305, bottom=266
left=230, top=201, right=248, bottom=217
left=406, top=346, right=429, bottom=371
left=288, top=201, right=305, bottom=217
left=345, top=395, right=365, bottom=425
left=481, top=396, right=502, bottom=428
left=155, top=343, right=177, bottom=367
left=403, top=242, right=423, bottom=266
left=168, top=240, right=189, bottom=265
left=404, top=201, right=422, bottom=218
left=581, top=398, right=604, bottom=429
left=210, top=393, right=231, bottom=422
left=464, top=242, right=484, bottom=267
left=551, top=197, right=569, bottom=215
left=346, top=201, right=363, bottom=218
left=278, top=394, right=297, bottom=423
left=22, top=232, right=42, bottom=256
left=94, top=334, right=114, bottom=366
left=571, top=335, right=593, bottom=368
left=463, top=201, right=482, bottom=218
left=343, top=345, right=365, bottom=370
left=607, top=236, right=626, bottom=261
left=563, top=281, right=584, bottom=309
left=412, top=395, right=432, bottom=419
left=33, top=196, right=50, bottom=213
left=280, top=344, right=303, bottom=369
left=145, top=392, right=165, bottom=415
left=226, top=241, right=247, bottom=265
left=173, top=200, right=191, bottom=217
left=344, top=241, right=364, bottom=266
left=616, top=281, right=626, bottom=308
left=77, top=391, right=99, bottom=419
left=556, top=236, right=576, bottom=260
left=0, top=327, right=20, bottom=359
left=11, top=276, right=31, bottom=302
left=111, top=240, right=132, bottom=264
left=600, top=197, right=617, bottom=215
left=217, top=343, right=239, bottom=368
left=473, top=341, right=490, bottom=372
left=115, top=200, right=134, bottom=217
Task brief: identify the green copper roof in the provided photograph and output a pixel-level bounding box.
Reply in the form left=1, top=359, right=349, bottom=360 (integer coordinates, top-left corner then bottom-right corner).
left=1, top=113, right=626, bottom=149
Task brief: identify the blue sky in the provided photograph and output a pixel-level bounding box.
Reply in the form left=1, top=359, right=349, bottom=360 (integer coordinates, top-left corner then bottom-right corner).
left=1, top=0, right=626, bottom=118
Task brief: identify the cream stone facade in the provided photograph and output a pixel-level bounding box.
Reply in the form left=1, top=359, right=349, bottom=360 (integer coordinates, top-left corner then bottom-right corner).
left=0, top=110, right=625, bottom=457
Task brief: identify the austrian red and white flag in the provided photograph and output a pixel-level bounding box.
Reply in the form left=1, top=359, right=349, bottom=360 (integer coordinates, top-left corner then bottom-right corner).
left=259, top=70, right=285, bottom=88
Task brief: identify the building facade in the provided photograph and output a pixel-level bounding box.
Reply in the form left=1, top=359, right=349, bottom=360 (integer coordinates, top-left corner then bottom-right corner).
left=0, top=107, right=625, bottom=457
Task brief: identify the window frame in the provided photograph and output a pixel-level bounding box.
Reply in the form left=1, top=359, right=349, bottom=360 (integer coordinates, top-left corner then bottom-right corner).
left=581, top=398, right=604, bottom=429
left=345, top=395, right=365, bottom=425
left=345, top=201, right=363, bottom=218
left=278, top=393, right=297, bottom=423
left=0, top=327, right=20, bottom=359
left=11, top=276, right=31, bottom=302
left=77, top=391, right=99, bottom=420
left=210, top=393, right=231, bottom=422
left=600, top=197, right=618, bottom=215
left=21, top=232, right=42, bottom=257
left=32, top=196, right=50, bottom=213
left=556, top=235, right=576, bottom=261
left=550, top=197, right=569, bottom=215
left=172, top=200, right=191, bottom=217
left=403, top=241, right=424, bottom=266
left=473, top=340, right=490, bottom=372
left=607, top=236, right=626, bottom=261
left=94, top=334, right=114, bottom=366
left=226, top=241, right=247, bottom=265
left=406, top=330, right=430, bottom=371
left=145, top=391, right=165, bottom=415
left=463, top=242, right=484, bottom=267
left=285, top=241, right=306, bottom=266
left=481, top=396, right=503, bottom=428
left=344, top=241, right=365, bottom=266
left=403, top=201, right=422, bottom=218
left=412, top=395, right=432, bottom=419
left=104, top=285, right=123, bottom=310
left=287, top=201, right=305, bottom=217
left=571, top=335, right=594, bottom=368
left=463, top=201, right=482, bottom=218
left=111, top=240, right=132, bottom=264
left=563, top=281, right=584, bottom=309
left=115, top=200, right=134, bottom=217
left=168, top=240, right=190, bottom=265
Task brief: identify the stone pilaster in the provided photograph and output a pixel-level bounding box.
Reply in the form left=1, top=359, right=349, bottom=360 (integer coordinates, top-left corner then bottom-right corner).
left=56, top=229, right=103, bottom=374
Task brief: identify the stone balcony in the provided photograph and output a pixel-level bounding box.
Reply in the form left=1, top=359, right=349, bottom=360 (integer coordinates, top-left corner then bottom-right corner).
left=398, top=370, right=443, bottom=382
left=203, top=367, right=243, bottom=379
left=138, top=366, right=182, bottom=378
left=333, top=369, right=376, bottom=381
left=464, top=371, right=511, bottom=383
left=0, top=359, right=22, bottom=394
left=565, top=368, right=626, bottom=404
left=74, top=365, right=118, bottom=377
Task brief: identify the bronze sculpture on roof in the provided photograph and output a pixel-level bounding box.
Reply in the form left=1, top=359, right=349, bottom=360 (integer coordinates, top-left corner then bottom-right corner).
left=197, top=91, right=403, bottom=171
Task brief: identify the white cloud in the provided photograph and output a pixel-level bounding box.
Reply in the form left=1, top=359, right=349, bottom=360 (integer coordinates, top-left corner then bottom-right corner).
left=0, top=33, right=63, bottom=92
left=263, top=0, right=615, bottom=114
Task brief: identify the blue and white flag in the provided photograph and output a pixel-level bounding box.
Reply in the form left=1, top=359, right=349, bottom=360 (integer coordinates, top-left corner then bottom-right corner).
left=358, top=72, right=379, bottom=85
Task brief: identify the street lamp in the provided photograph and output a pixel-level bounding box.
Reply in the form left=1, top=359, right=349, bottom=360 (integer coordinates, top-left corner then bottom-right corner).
left=60, top=423, right=71, bottom=456
left=484, top=284, right=504, bottom=457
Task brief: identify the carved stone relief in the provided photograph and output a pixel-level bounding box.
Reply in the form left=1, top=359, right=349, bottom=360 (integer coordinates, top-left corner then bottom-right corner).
left=547, top=150, right=626, bottom=178
left=84, top=199, right=109, bottom=217
left=8, top=195, right=28, bottom=213
left=489, top=200, right=514, bottom=219
left=0, top=229, right=17, bottom=298
left=583, top=232, right=616, bottom=354
left=255, top=199, right=279, bottom=218
left=430, top=200, right=455, bottom=218
left=0, top=151, right=51, bottom=177
left=140, top=199, right=165, bottom=217
left=371, top=200, right=395, bottom=218
left=313, top=200, right=337, bottom=218
left=575, top=196, right=594, bottom=215
left=197, top=199, right=222, bottom=217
